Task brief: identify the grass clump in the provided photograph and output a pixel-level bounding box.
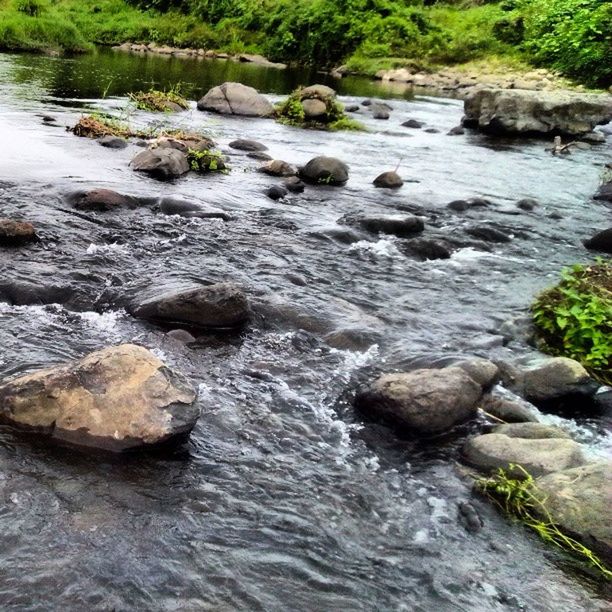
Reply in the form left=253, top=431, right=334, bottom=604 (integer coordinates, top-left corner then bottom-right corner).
left=476, top=463, right=612, bottom=580
left=531, top=261, right=612, bottom=385
left=72, top=114, right=133, bottom=138
left=187, top=148, right=227, bottom=173
left=128, top=85, right=189, bottom=112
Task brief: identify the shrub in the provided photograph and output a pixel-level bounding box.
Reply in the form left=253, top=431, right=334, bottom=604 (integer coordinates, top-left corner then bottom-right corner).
left=187, top=149, right=227, bottom=173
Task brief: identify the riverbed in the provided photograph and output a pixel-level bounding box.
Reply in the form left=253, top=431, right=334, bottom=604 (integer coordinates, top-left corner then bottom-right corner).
left=0, top=48, right=610, bottom=610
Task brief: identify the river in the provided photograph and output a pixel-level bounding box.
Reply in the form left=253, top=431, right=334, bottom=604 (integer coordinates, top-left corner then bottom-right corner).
left=0, top=48, right=610, bottom=610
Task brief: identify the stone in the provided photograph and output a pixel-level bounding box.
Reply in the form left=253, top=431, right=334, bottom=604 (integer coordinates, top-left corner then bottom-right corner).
left=131, top=148, right=190, bottom=180
left=247, top=151, right=273, bottom=161
left=493, top=422, right=570, bottom=439
left=158, top=197, right=231, bottom=220
left=299, top=156, right=349, bottom=186
left=373, top=171, right=403, bottom=189
left=402, top=119, right=424, bottom=129
left=341, top=214, right=424, bottom=238
left=259, top=159, right=297, bottom=177
left=583, top=228, right=612, bottom=254
left=455, top=358, right=499, bottom=389
left=345, top=105, right=359, bottom=113
left=593, top=181, right=612, bottom=202
left=463, top=89, right=612, bottom=136
left=150, top=134, right=215, bottom=153
left=533, top=462, right=612, bottom=563
left=400, top=238, right=452, bottom=261
left=166, top=329, right=196, bottom=343
left=229, top=139, right=268, bottom=152
left=0, top=219, right=37, bottom=246
left=284, top=177, right=305, bottom=193
left=447, top=198, right=491, bottom=212
left=132, top=283, right=249, bottom=329
left=98, top=135, right=128, bottom=149
left=517, top=198, right=538, bottom=211
left=371, top=103, right=390, bottom=120
left=466, top=225, right=512, bottom=243
left=197, top=82, right=274, bottom=117
left=424, top=128, right=440, bottom=134
left=300, top=84, right=336, bottom=99
left=68, top=189, right=135, bottom=212
left=355, top=366, right=483, bottom=435
left=302, top=98, right=327, bottom=119
left=447, top=126, right=465, bottom=135
left=0, top=344, right=199, bottom=452
left=581, top=131, right=606, bottom=143
left=481, top=394, right=539, bottom=423
left=463, top=433, right=586, bottom=477
left=265, top=185, right=287, bottom=200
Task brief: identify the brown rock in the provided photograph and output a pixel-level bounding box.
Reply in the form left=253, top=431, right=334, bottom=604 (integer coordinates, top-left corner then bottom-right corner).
left=0, top=219, right=37, bottom=246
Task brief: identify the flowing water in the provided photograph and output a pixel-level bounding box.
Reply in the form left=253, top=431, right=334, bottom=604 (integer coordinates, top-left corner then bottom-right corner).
left=0, top=48, right=610, bottom=611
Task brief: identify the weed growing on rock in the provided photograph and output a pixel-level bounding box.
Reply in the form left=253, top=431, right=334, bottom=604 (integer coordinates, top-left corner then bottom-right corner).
left=128, top=84, right=189, bottom=112
left=71, top=114, right=135, bottom=138
left=187, top=149, right=227, bottom=173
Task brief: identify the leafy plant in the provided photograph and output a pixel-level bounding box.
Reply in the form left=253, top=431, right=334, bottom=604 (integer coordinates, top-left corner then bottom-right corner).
left=187, top=148, right=227, bottom=173
left=531, top=261, right=612, bottom=384
left=476, top=464, right=612, bottom=579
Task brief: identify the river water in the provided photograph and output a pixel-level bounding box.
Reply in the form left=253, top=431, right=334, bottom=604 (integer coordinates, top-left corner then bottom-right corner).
left=0, top=48, right=610, bottom=610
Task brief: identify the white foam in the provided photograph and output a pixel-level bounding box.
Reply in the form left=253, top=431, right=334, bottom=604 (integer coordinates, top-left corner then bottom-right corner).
left=86, top=243, right=130, bottom=255
left=348, top=239, right=402, bottom=258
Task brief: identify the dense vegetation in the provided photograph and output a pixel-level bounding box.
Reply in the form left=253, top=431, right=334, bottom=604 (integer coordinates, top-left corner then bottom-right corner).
left=0, top=0, right=610, bottom=86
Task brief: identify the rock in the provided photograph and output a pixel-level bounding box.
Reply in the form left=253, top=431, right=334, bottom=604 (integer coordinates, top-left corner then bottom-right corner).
left=463, top=89, right=612, bottom=137
left=517, top=198, right=538, bottom=211
left=300, top=84, right=336, bottom=99
left=159, top=197, right=231, bottom=220
left=447, top=198, right=490, bottom=212
left=341, top=214, right=424, bottom=237
left=481, top=393, right=539, bottom=423
left=463, top=433, right=586, bottom=477
left=0, top=219, right=37, bottom=246
left=166, top=329, right=196, bottom=343
left=361, top=99, right=372, bottom=107
left=521, top=357, right=598, bottom=406
left=447, top=126, right=465, bottom=135
left=229, top=139, right=267, bottom=151
left=0, top=344, right=199, bottom=452
left=458, top=501, right=484, bottom=533
left=424, top=128, right=440, bottom=134
left=356, top=366, right=483, bottom=435
left=284, top=177, right=305, bottom=193
left=581, top=131, right=606, bottom=143
left=533, top=462, right=612, bottom=563
left=371, top=103, right=390, bottom=120
left=583, top=228, right=612, bottom=254
left=259, top=159, right=297, bottom=177
left=131, top=148, right=190, bottom=180
left=149, top=134, right=215, bottom=153
left=373, top=171, right=403, bottom=189
left=455, top=358, right=499, bottom=389
left=466, top=225, right=512, bottom=243
left=98, top=135, right=128, bottom=149
left=132, top=283, right=249, bottom=329
left=402, top=119, right=424, bottom=129
left=493, top=422, right=570, bottom=439
left=594, top=181, right=612, bottom=202
left=265, top=185, right=287, bottom=200
left=69, top=189, right=135, bottom=212
left=302, top=98, right=327, bottom=119
left=299, top=156, right=349, bottom=186
left=345, top=105, right=359, bottom=113
left=400, top=238, right=452, bottom=261
left=247, top=151, right=273, bottom=161
left=197, top=82, right=274, bottom=117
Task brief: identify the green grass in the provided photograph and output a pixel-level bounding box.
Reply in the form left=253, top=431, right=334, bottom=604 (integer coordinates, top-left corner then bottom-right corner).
left=128, top=85, right=189, bottom=112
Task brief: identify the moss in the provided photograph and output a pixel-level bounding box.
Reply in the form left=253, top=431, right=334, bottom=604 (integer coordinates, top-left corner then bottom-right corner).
left=128, top=86, right=189, bottom=112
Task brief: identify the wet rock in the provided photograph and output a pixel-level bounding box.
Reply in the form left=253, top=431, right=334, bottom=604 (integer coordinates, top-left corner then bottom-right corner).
left=458, top=501, right=484, bottom=533
left=464, top=89, right=612, bottom=136
left=361, top=99, right=372, bottom=107
left=402, top=119, right=424, bottom=129
left=166, top=329, right=196, bottom=343
left=341, top=214, right=424, bottom=237
left=399, top=238, right=452, bottom=261
left=132, top=283, right=249, bottom=329
left=583, top=228, right=612, bottom=254
left=355, top=366, right=483, bottom=435
left=493, top=422, right=570, bottom=439
left=131, top=148, right=190, bottom=180
left=466, top=225, right=512, bottom=243
left=151, top=134, right=215, bottom=153
left=424, top=128, right=440, bottom=134
left=581, top=131, right=606, bottom=144
left=345, top=105, right=359, bottom=112
left=517, top=198, right=538, bottom=211
left=593, top=180, right=612, bottom=202
left=302, top=98, right=327, bottom=119
left=371, top=103, right=390, bottom=120
left=0, top=344, right=199, bottom=452
left=0, top=219, right=37, bottom=246
left=283, top=177, right=305, bottom=193
left=197, top=82, right=274, bottom=117
left=259, top=159, right=297, bottom=177
left=300, top=84, right=336, bottom=99
left=447, top=198, right=491, bottom=212
left=159, top=197, right=231, bottom=220
left=97, top=135, right=128, bottom=149
left=373, top=171, right=403, bottom=189
left=229, top=139, right=268, bottom=152
left=463, top=433, right=586, bottom=477
left=481, top=393, right=539, bottom=423
left=447, top=126, right=465, bottom=136
left=533, top=462, right=612, bottom=563
left=247, top=151, right=273, bottom=161
left=265, top=185, right=287, bottom=200
left=69, top=189, right=136, bottom=212
left=299, top=156, right=349, bottom=186
left=455, top=358, right=499, bottom=389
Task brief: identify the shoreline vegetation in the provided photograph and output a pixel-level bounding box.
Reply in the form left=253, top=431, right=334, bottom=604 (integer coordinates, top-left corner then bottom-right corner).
left=0, top=0, right=610, bottom=90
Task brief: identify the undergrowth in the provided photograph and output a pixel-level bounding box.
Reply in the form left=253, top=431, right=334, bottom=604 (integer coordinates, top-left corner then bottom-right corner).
left=187, top=148, right=227, bottom=173
left=531, top=261, right=612, bottom=385
left=71, top=114, right=137, bottom=138
left=128, top=85, right=189, bottom=112
left=476, top=464, right=612, bottom=580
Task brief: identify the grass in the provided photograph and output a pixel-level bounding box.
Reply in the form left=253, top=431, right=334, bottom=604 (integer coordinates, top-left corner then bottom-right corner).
left=531, top=261, right=612, bottom=385
left=128, top=85, right=189, bottom=112
left=476, top=464, right=612, bottom=580
left=71, top=114, right=135, bottom=138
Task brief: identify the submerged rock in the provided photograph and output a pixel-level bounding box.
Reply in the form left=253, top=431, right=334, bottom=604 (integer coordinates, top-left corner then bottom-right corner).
left=399, top=238, right=452, bottom=261
left=259, top=160, right=297, bottom=177
left=447, top=198, right=491, bottom=212
left=402, top=119, right=424, bottom=129
left=68, top=189, right=136, bottom=212
left=0, top=218, right=37, bottom=246
left=340, top=214, right=424, bottom=238
left=373, top=171, right=403, bottom=189
left=229, top=139, right=267, bottom=151
left=583, top=228, right=612, bottom=254
left=98, top=135, right=128, bottom=149
left=131, top=148, right=190, bottom=180
left=466, top=225, right=512, bottom=243
left=517, top=198, right=538, bottom=211
left=132, top=283, right=249, bottom=329
left=159, top=197, right=231, bottom=220
left=197, top=82, right=274, bottom=117
left=265, top=185, right=288, bottom=200
left=0, top=344, right=199, bottom=452
left=247, top=151, right=273, bottom=161
left=593, top=180, right=612, bottom=202
left=355, top=366, right=483, bottom=434
left=299, top=156, right=349, bottom=186
left=283, top=177, right=305, bottom=193
left=463, top=89, right=612, bottom=136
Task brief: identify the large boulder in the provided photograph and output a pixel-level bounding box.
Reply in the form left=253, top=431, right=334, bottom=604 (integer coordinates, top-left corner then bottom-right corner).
left=355, top=366, right=483, bottom=434
left=493, top=422, right=570, bottom=439
left=463, top=89, right=612, bottom=137
left=299, top=156, right=349, bottom=186
left=533, top=462, right=612, bottom=563
left=131, top=148, right=190, bottom=180
left=594, top=180, right=612, bottom=202
left=0, top=218, right=37, bottom=246
left=197, top=82, right=274, bottom=117
left=583, top=228, right=612, bottom=254
left=0, top=344, right=199, bottom=451
left=132, top=283, right=249, bottom=329
left=463, top=433, right=586, bottom=477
